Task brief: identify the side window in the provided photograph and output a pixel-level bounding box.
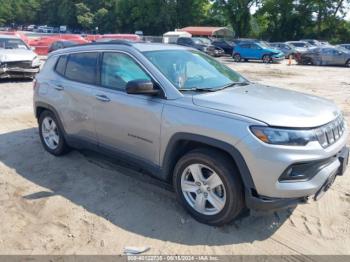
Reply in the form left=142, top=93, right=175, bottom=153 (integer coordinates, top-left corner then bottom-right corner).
left=65, top=52, right=98, bottom=85
left=101, top=52, right=151, bottom=90
left=55, top=55, right=68, bottom=76
left=240, top=44, right=250, bottom=49
left=251, top=44, right=261, bottom=50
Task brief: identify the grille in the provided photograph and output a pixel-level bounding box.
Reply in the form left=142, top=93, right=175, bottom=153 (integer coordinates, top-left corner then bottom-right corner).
left=316, top=115, right=346, bottom=148
left=5, top=61, right=33, bottom=69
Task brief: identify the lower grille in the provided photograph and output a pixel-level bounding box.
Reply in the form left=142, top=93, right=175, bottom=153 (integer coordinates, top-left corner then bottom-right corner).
left=5, top=61, right=33, bottom=69
left=316, top=115, right=346, bottom=148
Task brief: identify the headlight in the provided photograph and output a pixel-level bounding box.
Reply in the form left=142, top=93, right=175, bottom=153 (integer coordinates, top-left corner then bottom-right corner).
left=32, top=56, right=41, bottom=67
left=250, top=126, right=317, bottom=146
left=0, top=54, right=7, bottom=61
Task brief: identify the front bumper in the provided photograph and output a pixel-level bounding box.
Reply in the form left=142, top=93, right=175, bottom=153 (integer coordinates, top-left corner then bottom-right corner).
left=246, top=146, right=349, bottom=211
left=271, top=55, right=285, bottom=61
left=0, top=66, right=40, bottom=79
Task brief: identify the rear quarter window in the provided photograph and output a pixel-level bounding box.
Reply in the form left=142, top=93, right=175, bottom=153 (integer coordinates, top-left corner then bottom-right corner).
left=55, top=55, right=68, bottom=76
left=65, top=52, right=98, bottom=85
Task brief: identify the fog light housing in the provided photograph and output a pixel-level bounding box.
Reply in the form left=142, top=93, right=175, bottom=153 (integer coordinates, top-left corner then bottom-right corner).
left=279, top=158, right=334, bottom=182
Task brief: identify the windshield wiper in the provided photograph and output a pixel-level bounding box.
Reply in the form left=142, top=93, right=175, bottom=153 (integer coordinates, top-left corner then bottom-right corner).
left=219, top=81, right=250, bottom=90
left=178, top=87, right=218, bottom=92
left=179, top=82, right=250, bottom=92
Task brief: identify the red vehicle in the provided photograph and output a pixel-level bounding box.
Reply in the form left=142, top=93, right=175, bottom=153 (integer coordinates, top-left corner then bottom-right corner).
left=84, top=34, right=102, bottom=42
left=101, top=34, right=141, bottom=42
left=29, top=35, right=89, bottom=55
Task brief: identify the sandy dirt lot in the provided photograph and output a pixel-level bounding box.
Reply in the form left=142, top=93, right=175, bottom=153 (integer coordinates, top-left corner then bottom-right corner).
left=0, top=59, right=349, bottom=256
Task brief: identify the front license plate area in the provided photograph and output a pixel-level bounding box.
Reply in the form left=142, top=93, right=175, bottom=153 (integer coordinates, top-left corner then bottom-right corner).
left=338, top=147, right=349, bottom=176
left=314, top=172, right=337, bottom=201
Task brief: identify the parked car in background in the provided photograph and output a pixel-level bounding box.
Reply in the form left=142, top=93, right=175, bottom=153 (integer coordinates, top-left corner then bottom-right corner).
left=269, top=42, right=296, bottom=58
left=300, top=39, right=322, bottom=46
left=339, top=44, right=350, bottom=51
left=0, top=35, right=40, bottom=79
left=286, top=41, right=312, bottom=50
left=176, top=37, right=220, bottom=57
left=48, top=40, right=79, bottom=53
left=34, top=41, right=349, bottom=226
left=195, top=37, right=225, bottom=57
left=233, top=42, right=284, bottom=63
left=211, top=39, right=234, bottom=55
left=285, top=41, right=312, bottom=61
left=296, top=46, right=350, bottom=67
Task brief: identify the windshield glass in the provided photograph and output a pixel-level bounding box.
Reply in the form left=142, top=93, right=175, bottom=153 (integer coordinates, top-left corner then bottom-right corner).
left=144, top=50, right=247, bottom=90
left=196, top=38, right=211, bottom=45
left=0, top=38, right=29, bottom=50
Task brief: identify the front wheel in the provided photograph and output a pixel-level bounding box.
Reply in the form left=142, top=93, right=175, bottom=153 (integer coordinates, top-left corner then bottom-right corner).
left=346, top=59, right=350, bottom=68
left=262, top=55, right=271, bottom=63
left=173, top=148, right=244, bottom=226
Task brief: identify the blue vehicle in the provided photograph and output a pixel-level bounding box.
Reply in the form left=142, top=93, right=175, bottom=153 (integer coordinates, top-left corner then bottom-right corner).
left=233, top=42, right=285, bottom=63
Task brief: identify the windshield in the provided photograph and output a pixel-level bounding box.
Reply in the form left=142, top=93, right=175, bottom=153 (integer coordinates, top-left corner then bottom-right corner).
left=0, top=38, right=29, bottom=50
left=337, top=46, right=350, bottom=53
left=290, top=42, right=309, bottom=48
left=144, top=50, right=247, bottom=90
left=196, top=38, right=211, bottom=45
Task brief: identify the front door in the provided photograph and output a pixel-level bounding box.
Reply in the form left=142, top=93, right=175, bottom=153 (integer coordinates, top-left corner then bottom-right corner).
left=92, top=52, right=164, bottom=165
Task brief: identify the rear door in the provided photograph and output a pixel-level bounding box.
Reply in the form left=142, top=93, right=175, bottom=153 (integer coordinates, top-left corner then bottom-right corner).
left=49, top=52, right=99, bottom=144
left=92, top=51, right=164, bottom=165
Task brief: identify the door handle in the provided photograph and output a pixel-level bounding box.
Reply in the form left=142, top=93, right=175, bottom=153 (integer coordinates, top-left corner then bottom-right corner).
left=95, top=94, right=111, bottom=102
left=50, top=81, right=64, bottom=91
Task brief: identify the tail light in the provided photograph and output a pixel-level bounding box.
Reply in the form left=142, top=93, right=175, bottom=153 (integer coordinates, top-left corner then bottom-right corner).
left=33, top=79, right=39, bottom=90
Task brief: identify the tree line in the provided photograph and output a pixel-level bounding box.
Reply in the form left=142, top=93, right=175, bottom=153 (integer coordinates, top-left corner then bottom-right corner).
left=0, top=0, right=349, bottom=43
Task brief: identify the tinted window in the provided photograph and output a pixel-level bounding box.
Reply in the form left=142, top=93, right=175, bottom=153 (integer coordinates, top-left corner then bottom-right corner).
left=55, top=55, right=68, bottom=75
left=240, top=44, right=250, bottom=48
left=251, top=44, right=261, bottom=49
left=65, top=52, right=98, bottom=85
left=101, top=52, right=151, bottom=90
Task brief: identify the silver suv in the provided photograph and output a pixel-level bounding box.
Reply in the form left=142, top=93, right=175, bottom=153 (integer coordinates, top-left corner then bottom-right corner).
left=34, top=41, right=349, bottom=226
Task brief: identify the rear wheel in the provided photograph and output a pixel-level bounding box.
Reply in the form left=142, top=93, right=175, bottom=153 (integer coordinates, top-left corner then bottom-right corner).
left=173, top=148, right=244, bottom=226
left=233, top=53, right=241, bottom=62
left=39, top=110, right=70, bottom=156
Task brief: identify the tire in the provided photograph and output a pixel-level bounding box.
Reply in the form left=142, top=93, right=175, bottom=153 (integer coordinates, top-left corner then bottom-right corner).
left=39, top=110, right=70, bottom=156
left=346, top=59, right=350, bottom=68
left=233, top=53, right=241, bottom=62
left=173, top=148, right=244, bottom=226
left=262, top=54, right=271, bottom=64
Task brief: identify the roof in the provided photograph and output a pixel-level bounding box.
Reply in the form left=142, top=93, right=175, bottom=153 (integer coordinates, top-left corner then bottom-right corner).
left=179, top=27, right=231, bottom=36
left=51, top=41, right=189, bottom=56
left=163, top=31, right=192, bottom=37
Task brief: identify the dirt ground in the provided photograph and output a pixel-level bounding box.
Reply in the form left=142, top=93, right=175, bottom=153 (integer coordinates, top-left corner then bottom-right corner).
left=0, top=59, right=349, bottom=256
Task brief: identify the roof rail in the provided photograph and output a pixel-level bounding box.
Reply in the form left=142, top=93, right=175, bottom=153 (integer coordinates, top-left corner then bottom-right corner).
left=86, top=39, right=138, bottom=47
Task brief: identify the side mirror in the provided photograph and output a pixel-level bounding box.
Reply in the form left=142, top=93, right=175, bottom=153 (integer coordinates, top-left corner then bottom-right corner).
left=126, top=79, right=159, bottom=95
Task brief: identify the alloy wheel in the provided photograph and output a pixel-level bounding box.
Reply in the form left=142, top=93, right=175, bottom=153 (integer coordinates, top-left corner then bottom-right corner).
left=180, top=163, right=226, bottom=215
left=41, top=116, right=60, bottom=150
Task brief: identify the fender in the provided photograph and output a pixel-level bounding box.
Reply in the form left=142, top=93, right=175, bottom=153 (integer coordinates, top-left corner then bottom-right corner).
left=161, top=132, right=256, bottom=190
left=34, top=101, right=68, bottom=138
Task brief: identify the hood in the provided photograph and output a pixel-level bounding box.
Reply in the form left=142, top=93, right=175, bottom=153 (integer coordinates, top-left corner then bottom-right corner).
left=192, top=83, right=340, bottom=128
left=264, top=48, right=282, bottom=54
left=0, top=49, right=37, bottom=62
left=294, top=47, right=309, bottom=53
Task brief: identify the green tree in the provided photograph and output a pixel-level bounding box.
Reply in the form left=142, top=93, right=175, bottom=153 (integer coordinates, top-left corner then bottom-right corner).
left=75, top=2, right=94, bottom=31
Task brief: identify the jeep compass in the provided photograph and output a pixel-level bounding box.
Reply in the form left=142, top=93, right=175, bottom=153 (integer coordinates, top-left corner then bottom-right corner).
left=34, top=41, right=349, bottom=226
